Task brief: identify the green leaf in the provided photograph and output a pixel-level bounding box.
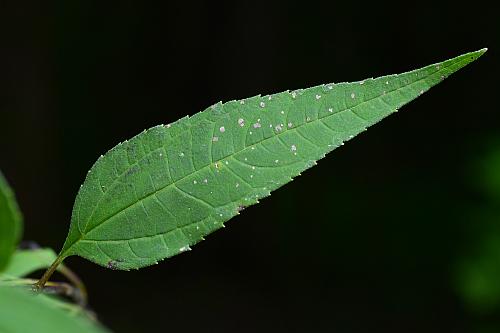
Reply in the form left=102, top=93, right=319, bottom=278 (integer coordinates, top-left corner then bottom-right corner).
left=0, top=171, right=23, bottom=271
left=56, top=49, right=486, bottom=270
left=0, top=286, right=108, bottom=333
left=3, top=248, right=58, bottom=278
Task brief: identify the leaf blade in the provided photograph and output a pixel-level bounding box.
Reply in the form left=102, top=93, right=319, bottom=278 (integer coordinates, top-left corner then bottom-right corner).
left=3, top=248, right=58, bottom=278
left=0, top=286, right=108, bottom=333
left=0, top=171, right=23, bottom=271
left=60, top=49, right=486, bottom=270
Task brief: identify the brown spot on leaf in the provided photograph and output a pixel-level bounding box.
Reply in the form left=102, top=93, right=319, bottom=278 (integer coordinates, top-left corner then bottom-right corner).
left=107, top=260, right=120, bottom=270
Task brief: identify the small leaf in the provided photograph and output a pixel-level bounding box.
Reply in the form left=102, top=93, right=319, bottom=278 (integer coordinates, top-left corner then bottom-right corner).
left=3, top=248, right=58, bottom=278
left=56, top=49, right=486, bottom=271
left=0, top=171, right=23, bottom=271
left=0, top=286, right=108, bottom=333
left=0, top=250, right=92, bottom=320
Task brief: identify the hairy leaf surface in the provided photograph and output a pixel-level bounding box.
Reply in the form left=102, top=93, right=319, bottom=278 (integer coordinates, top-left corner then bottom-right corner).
left=0, top=171, right=23, bottom=271
left=57, top=49, right=486, bottom=270
left=0, top=286, right=108, bottom=333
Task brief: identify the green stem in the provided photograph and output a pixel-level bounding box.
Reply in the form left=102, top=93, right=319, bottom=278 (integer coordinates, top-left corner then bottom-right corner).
left=34, top=255, right=65, bottom=291
left=42, top=280, right=86, bottom=307
left=59, top=265, right=87, bottom=305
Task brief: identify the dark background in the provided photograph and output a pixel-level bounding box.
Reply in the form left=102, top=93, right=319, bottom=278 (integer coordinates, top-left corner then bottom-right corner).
left=1, top=1, right=499, bottom=332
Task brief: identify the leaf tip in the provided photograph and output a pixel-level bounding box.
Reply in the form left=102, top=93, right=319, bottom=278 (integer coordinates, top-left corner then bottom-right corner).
left=470, top=47, right=488, bottom=60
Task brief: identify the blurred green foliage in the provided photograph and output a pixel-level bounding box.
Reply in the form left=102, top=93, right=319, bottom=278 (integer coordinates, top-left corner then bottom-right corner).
left=455, top=139, right=500, bottom=315
left=0, top=286, right=107, bottom=333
